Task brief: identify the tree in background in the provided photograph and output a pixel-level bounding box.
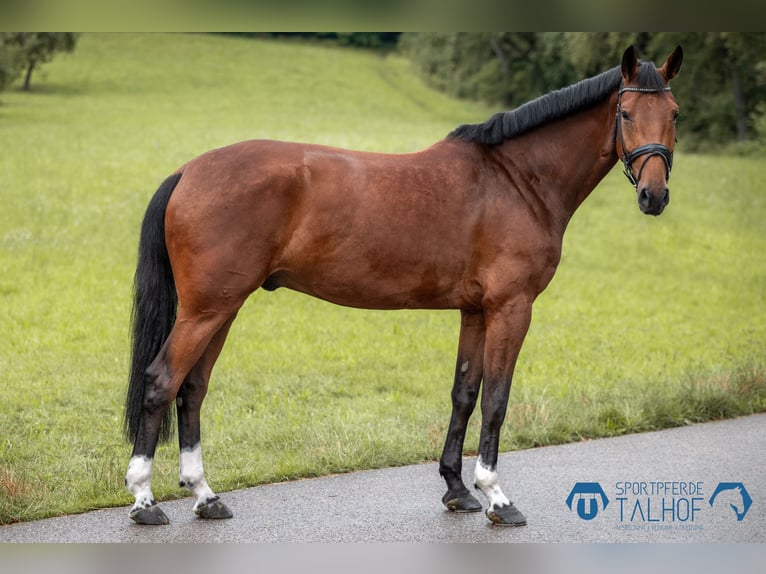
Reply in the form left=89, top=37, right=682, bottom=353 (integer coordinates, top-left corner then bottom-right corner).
left=0, top=34, right=20, bottom=92
left=223, top=32, right=400, bottom=50
left=654, top=32, right=766, bottom=145
left=0, top=33, right=79, bottom=92
left=398, top=33, right=577, bottom=107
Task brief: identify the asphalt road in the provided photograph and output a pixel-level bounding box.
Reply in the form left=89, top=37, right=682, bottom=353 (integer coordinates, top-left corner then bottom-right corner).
left=2, top=413, right=764, bottom=543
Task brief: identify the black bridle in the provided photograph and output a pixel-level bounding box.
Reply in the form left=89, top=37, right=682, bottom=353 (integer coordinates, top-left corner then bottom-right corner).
left=614, top=85, right=674, bottom=188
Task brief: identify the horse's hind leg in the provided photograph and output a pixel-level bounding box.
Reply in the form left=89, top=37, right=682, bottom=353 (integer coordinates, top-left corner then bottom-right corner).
left=439, top=309, right=485, bottom=513
left=176, top=314, right=237, bottom=519
left=126, top=309, right=236, bottom=525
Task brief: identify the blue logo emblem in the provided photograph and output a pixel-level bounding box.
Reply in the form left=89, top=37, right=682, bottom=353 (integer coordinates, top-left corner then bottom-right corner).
left=708, top=482, right=752, bottom=521
left=566, top=482, right=610, bottom=520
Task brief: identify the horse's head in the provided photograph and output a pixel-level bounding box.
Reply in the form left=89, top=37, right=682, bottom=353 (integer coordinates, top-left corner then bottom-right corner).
left=724, top=486, right=746, bottom=514
left=616, top=45, right=683, bottom=216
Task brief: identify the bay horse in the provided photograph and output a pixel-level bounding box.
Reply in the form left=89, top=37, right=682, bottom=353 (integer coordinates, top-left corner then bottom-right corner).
left=124, top=45, right=683, bottom=526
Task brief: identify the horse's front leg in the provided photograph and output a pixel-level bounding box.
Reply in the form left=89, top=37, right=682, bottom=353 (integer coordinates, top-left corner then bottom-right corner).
left=473, top=298, right=533, bottom=526
left=440, top=309, right=485, bottom=513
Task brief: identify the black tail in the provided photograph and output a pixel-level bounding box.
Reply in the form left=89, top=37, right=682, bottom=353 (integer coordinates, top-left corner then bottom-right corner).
left=124, top=172, right=183, bottom=444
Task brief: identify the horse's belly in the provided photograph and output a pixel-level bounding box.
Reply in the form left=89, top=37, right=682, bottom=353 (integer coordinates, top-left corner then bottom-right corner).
left=262, top=264, right=475, bottom=311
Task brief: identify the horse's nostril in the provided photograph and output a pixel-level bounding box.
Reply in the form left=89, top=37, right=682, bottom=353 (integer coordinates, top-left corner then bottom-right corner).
left=638, top=188, right=650, bottom=207
left=663, top=188, right=670, bottom=205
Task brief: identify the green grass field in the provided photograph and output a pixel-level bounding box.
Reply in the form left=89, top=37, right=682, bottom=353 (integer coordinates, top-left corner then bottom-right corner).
left=1, top=34, right=764, bottom=524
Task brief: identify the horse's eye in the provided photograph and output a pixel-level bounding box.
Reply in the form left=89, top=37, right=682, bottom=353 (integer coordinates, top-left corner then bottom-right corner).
left=621, top=110, right=631, bottom=122
left=672, top=111, right=680, bottom=124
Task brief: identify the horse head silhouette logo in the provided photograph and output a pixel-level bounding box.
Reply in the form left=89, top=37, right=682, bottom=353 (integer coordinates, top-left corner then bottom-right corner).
left=708, top=482, right=752, bottom=521
left=566, top=482, right=609, bottom=520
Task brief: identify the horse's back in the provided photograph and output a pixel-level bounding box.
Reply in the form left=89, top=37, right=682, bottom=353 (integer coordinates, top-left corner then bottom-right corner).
left=163, top=139, right=488, bottom=310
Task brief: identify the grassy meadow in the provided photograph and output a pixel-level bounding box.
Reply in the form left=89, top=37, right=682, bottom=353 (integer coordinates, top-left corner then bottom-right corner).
left=1, top=34, right=764, bottom=524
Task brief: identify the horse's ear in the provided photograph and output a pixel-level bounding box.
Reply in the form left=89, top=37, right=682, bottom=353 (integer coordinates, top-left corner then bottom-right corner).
left=621, top=45, right=638, bottom=82
left=659, top=45, right=683, bottom=82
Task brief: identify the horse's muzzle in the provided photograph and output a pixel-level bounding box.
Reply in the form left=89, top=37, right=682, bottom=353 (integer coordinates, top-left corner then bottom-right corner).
left=638, top=186, right=669, bottom=216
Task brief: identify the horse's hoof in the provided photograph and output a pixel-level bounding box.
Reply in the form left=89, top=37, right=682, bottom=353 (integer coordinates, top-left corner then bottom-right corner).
left=442, top=490, right=483, bottom=513
left=486, top=502, right=527, bottom=526
left=194, top=497, right=233, bottom=519
left=130, top=504, right=170, bottom=525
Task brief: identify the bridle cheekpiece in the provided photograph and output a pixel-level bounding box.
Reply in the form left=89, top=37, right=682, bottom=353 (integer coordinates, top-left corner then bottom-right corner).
left=615, top=85, right=674, bottom=189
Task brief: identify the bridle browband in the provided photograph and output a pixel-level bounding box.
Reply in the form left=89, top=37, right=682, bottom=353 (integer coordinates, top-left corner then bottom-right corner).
left=614, top=85, right=674, bottom=189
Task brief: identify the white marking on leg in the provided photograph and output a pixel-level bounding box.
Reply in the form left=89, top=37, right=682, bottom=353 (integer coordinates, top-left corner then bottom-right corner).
left=179, top=444, right=217, bottom=510
left=126, top=455, right=155, bottom=512
left=474, top=455, right=510, bottom=511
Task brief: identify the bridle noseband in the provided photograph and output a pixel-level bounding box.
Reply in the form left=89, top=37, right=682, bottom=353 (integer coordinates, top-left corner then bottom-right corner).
left=615, top=85, right=674, bottom=188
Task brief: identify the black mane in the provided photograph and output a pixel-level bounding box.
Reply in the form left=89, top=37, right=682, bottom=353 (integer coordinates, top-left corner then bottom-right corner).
left=448, top=61, right=667, bottom=145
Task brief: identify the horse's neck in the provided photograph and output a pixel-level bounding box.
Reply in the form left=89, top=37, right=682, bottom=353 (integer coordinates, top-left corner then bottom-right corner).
left=493, top=94, right=619, bottom=229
